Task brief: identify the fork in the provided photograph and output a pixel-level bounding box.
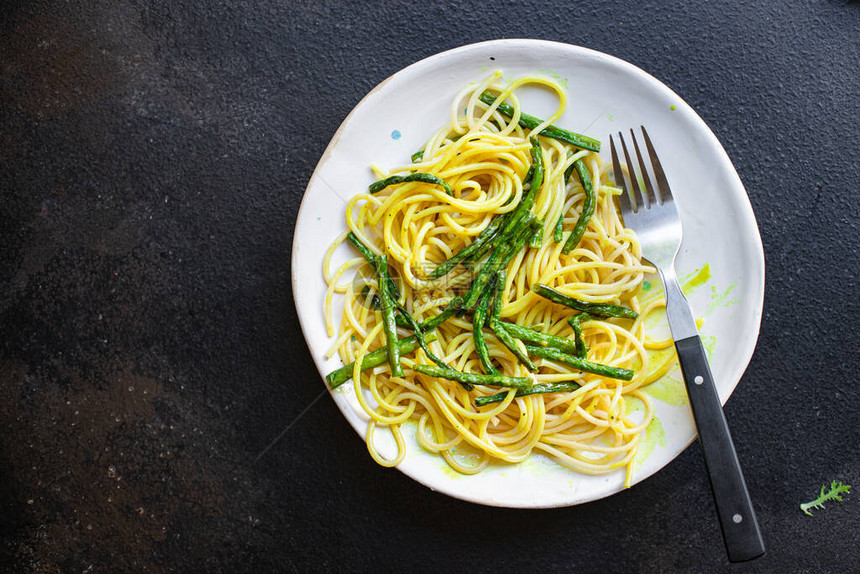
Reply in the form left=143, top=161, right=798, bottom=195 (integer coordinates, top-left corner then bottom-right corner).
left=611, top=127, right=765, bottom=563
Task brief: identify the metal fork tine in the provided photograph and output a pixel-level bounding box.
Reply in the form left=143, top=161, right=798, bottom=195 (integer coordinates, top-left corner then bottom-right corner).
left=618, top=132, right=643, bottom=212
left=641, top=126, right=672, bottom=203
left=609, top=134, right=632, bottom=214
left=630, top=129, right=659, bottom=207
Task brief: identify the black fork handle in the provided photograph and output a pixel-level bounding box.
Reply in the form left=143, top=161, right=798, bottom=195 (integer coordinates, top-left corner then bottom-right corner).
left=675, top=335, right=765, bottom=562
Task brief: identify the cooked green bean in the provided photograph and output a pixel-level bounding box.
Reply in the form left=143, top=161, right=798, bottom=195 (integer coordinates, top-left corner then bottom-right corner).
left=462, top=216, right=536, bottom=309
left=497, top=321, right=579, bottom=355
left=427, top=216, right=505, bottom=280
left=490, top=271, right=537, bottom=372
left=419, top=297, right=464, bottom=331
left=360, top=286, right=414, bottom=328
left=490, top=271, right=505, bottom=324
left=567, top=312, right=592, bottom=358
left=461, top=244, right=507, bottom=310
left=561, top=159, right=596, bottom=254
left=529, top=219, right=544, bottom=248
left=503, top=138, right=544, bottom=234
left=326, top=332, right=439, bottom=389
left=475, top=382, right=581, bottom=406
left=564, top=161, right=575, bottom=184
left=524, top=345, right=634, bottom=380
left=369, top=172, right=452, bottom=195
left=360, top=285, right=380, bottom=310
left=347, top=233, right=401, bottom=300
left=553, top=213, right=564, bottom=243
left=478, top=92, right=601, bottom=152
left=413, top=364, right=533, bottom=389
left=347, top=232, right=377, bottom=263
left=527, top=137, right=544, bottom=202
left=533, top=284, right=638, bottom=319
left=411, top=295, right=473, bottom=391
left=375, top=256, right=402, bottom=377
left=490, top=322, right=538, bottom=373
left=389, top=298, right=447, bottom=371
left=472, top=283, right=496, bottom=374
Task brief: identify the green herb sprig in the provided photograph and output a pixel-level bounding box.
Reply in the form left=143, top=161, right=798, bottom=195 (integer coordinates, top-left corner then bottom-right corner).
left=800, top=480, right=851, bottom=516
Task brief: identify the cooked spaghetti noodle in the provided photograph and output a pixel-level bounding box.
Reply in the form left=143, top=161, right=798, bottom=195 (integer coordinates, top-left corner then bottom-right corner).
left=324, top=72, right=666, bottom=485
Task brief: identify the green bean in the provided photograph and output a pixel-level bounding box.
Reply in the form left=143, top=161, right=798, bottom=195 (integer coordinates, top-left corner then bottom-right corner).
left=561, top=159, right=596, bottom=254
left=524, top=345, right=634, bottom=380
left=388, top=296, right=447, bottom=372
left=369, top=173, right=452, bottom=195
left=360, top=285, right=380, bottom=310
left=475, top=382, right=581, bottom=406
left=533, top=284, right=637, bottom=319
left=490, top=271, right=537, bottom=372
left=347, top=233, right=400, bottom=300
left=326, top=332, right=439, bottom=389
left=521, top=165, right=536, bottom=195
left=360, top=285, right=415, bottom=328
left=553, top=213, right=564, bottom=243
left=375, top=256, right=402, bottom=377
left=427, top=216, right=505, bottom=280
left=398, top=296, right=472, bottom=389
left=413, top=364, right=533, bottom=389
left=461, top=240, right=511, bottom=311
left=490, top=322, right=538, bottom=373
left=529, top=219, right=544, bottom=248
left=419, top=297, right=464, bottom=331
left=472, top=282, right=496, bottom=374
left=503, top=138, right=543, bottom=234
left=478, top=92, right=601, bottom=152
left=564, top=162, right=575, bottom=184
left=567, top=313, right=592, bottom=358
left=347, top=232, right=377, bottom=263
left=346, top=235, right=461, bottom=330
left=490, top=271, right=505, bottom=324
left=462, top=216, right=536, bottom=309
left=527, top=137, right=544, bottom=203
left=497, top=321, right=579, bottom=355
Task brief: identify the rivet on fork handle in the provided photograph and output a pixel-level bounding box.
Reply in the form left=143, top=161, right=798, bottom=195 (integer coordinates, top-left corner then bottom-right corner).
left=676, top=334, right=765, bottom=562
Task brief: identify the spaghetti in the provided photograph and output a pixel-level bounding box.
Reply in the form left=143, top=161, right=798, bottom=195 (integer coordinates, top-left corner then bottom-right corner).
left=323, top=72, right=667, bottom=485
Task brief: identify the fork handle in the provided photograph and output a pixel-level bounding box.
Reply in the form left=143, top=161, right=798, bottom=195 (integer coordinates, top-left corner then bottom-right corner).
left=675, top=335, right=765, bottom=562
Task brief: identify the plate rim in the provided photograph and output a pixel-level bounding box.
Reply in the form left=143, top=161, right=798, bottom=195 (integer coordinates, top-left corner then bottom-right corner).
left=291, top=38, right=765, bottom=508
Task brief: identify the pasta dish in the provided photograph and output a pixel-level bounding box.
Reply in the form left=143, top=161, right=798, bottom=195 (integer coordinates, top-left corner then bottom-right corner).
left=322, top=72, right=674, bottom=486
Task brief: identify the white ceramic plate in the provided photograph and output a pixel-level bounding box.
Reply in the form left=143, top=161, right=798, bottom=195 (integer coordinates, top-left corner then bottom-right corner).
left=292, top=40, right=764, bottom=508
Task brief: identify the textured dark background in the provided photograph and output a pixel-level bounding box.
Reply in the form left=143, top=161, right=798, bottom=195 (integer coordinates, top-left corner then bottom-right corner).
left=2, top=0, right=858, bottom=572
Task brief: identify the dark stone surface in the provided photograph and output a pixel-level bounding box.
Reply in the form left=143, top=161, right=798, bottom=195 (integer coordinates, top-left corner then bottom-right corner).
left=1, top=0, right=858, bottom=571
